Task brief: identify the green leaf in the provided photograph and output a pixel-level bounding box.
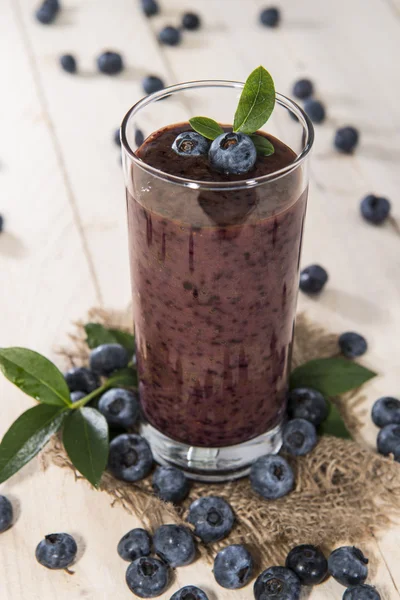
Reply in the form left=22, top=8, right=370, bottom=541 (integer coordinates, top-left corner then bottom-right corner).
left=320, top=402, right=352, bottom=439
left=290, top=357, right=377, bottom=396
left=63, top=408, right=108, bottom=488
left=233, top=66, right=276, bottom=134
left=0, top=404, right=68, bottom=483
left=0, top=348, right=71, bottom=407
left=107, top=367, right=138, bottom=388
left=189, top=117, right=224, bottom=140
left=84, top=323, right=135, bottom=354
left=250, top=134, right=275, bottom=156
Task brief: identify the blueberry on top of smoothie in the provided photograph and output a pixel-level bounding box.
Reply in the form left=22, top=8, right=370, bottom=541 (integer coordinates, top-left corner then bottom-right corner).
left=209, top=132, right=257, bottom=175
left=172, top=132, right=210, bottom=156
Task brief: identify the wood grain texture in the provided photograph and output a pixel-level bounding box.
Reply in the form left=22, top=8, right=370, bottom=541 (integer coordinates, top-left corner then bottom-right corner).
left=0, top=0, right=399, bottom=598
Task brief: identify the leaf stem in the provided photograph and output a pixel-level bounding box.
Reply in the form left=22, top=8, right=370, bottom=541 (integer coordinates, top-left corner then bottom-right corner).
left=71, top=381, right=111, bottom=410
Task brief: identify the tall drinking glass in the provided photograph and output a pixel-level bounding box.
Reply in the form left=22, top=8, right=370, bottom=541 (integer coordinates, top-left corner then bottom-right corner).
left=121, top=81, right=314, bottom=481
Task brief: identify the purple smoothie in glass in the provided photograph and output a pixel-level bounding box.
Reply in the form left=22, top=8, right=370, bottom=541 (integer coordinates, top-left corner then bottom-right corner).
left=127, top=123, right=307, bottom=448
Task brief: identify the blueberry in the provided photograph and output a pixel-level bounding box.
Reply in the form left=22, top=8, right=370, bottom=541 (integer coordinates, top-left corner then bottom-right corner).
left=299, top=264, right=328, bottom=294
left=35, top=0, right=60, bottom=24
left=126, top=557, right=170, bottom=598
left=209, top=132, right=257, bottom=175
left=187, top=496, right=235, bottom=543
left=35, top=533, right=77, bottom=570
left=328, top=546, right=368, bottom=587
left=0, top=495, right=13, bottom=532
left=250, top=455, right=294, bottom=500
left=343, top=584, right=381, bottom=600
left=152, top=466, right=190, bottom=504
left=153, top=524, right=196, bottom=567
left=97, top=51, right=124, bottom=75
left=0, top=215, right=4, bottom=233
left=117, top=528, right=151, bottom=562
left=304, top=99, right=326, bottom=124
left=377, top=424, right=400, bottom=460
left=338, top=332, right=368, bottom=358
left=142, top=75, right=165, bottom=95
left=360, top=194, right=391, bottom=225
left=70, top=391, right=86, bottom=403
left=158, top=26, right=182, bottom=46
left=108, top=434, right=153, bottom=481
left=260, top=7, right=281, bottom=27
left=135, top=129, right=145, bottom=147
left=292, top=79, right=314, bottom=100
left=182, top=12, right=201, bottom=30
left=213, top=544, right=254, bottom=589
left=64, top=366, right=100, bottom=393
left=254, top=566, right=301, bottom=600
left=285, top=544, right=328, bottom=585
left=334, top=126, right=359, bottom=154
left=89, top=343, right=129, bottom=375
left=282, top=418, right=317, bottom=456
left=372, top=397, right=400, bottom=428
left=141, top=0, right=159, bottom=17
left=287, top=388, right=329, bottom=426
left=114, top=128, right=121, bottom=147
left=170, top=586, right=209, bottom=600
left=59, top=54, right=77, bottom=74
left=98, top=388, right=139, bottom=429
left=172, top=132, right=210, bottom=157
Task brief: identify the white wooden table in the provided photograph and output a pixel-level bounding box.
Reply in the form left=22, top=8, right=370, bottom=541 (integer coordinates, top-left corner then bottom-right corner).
left=1, top=0, right=400, bottom=598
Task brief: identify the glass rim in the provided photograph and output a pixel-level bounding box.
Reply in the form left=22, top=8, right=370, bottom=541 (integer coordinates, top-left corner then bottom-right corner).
left=121, top=79, right=314, bottom=191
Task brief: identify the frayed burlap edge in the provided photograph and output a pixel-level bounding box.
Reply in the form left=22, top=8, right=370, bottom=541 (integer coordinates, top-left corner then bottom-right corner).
left=44, top=308, right=400, bottom=566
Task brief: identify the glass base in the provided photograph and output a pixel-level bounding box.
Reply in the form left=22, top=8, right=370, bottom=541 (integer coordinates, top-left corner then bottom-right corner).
left=140, top=421, right=283, bottom=482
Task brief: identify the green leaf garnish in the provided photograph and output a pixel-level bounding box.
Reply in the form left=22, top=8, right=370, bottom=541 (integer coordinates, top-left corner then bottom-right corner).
left=290, top=357, right=376, bottom=396
left=107, top=367, right=138, bottom=388
left=233, top=66, right=276, bottom=134
left=0, top=348, right=71, bottom=407
left=0, top=404, right=68, bottom=483
left=250, top=134, right=275, bottom=156
left=189, top=117, right=224, bottom=140
left=319, top=402, right=351, bottom=440
left=63, top=407, right=109, bottom=488
left=84, top=323, right=135, bottom=354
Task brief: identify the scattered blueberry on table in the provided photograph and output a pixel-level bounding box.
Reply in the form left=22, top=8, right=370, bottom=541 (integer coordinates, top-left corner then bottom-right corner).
left=117, top=528, right=152, bottom=562
left=170, top=586, right=209, bottom=600
left=152, top=465, right=190, bottom=504
left=343, top=584, right=381, bottom=600
left=59, top=54, right=77, bottom=74
left=0, top=215, right=4, bottom=233
left=377, top=424, right=400, bottom=461
left=126, top=557, right=170, bottom=597
left=250, top=455, right=294, bottom=499
left=182, top=12, right=201, bottom=30
left=285, top=544, right=328, bottom=585
left=299, top=264, right=328, bottom=294
left=172, top=132, right=210, bottom=157
left=0, top=495, right=13, bottom=533
left=142, top=75, right=165, bottom=95
left=135, top=128, right=145, bottom=147
left=334, top=126, right=360, bottom=154
left=372, top=397, right=400, bottom=428
left=338, top=332, right=368, bottom=358
left=292, top=78, right=314, bottom=100
left=213, top=544, right=254, bottom=589
left=304, top=99, right=326, bottom=124
left=141, top=0, right=159, bottom=17
left=360, top=194, right=391, bottom=225
left=259, top=7, right=281, bottom=28
left=282, top=418, right=318, bottom=456
left=328, top=546, right=368, bottom=587
left=254, top=566, right=301, bottom=600
left=287, top=388, right=329, bottom=426
left=97, top=51, right=124, bottom=75
left=35, top=0, right=60, bottom=24
left=64, top=366, right=99, bottom=393
left=108, top=434, right=153, bottom=481
left=187, top=496, right=235, bottom=543
left=209, top=132, right=257, bottom=175
left=158, top=25, right=182, bottom=46
left=98, top=388, right=139, bottom=429
left=35, top=533, right=77, bottom=570
left=153, top=524, right=196, bottom=567
left=89, top=343, right=129, bottom=375
left=114, top=128, right=121, bottom=147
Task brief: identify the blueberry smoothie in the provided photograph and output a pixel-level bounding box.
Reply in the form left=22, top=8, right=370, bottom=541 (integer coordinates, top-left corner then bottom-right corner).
left=127, top=123, right=307, bottom=448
